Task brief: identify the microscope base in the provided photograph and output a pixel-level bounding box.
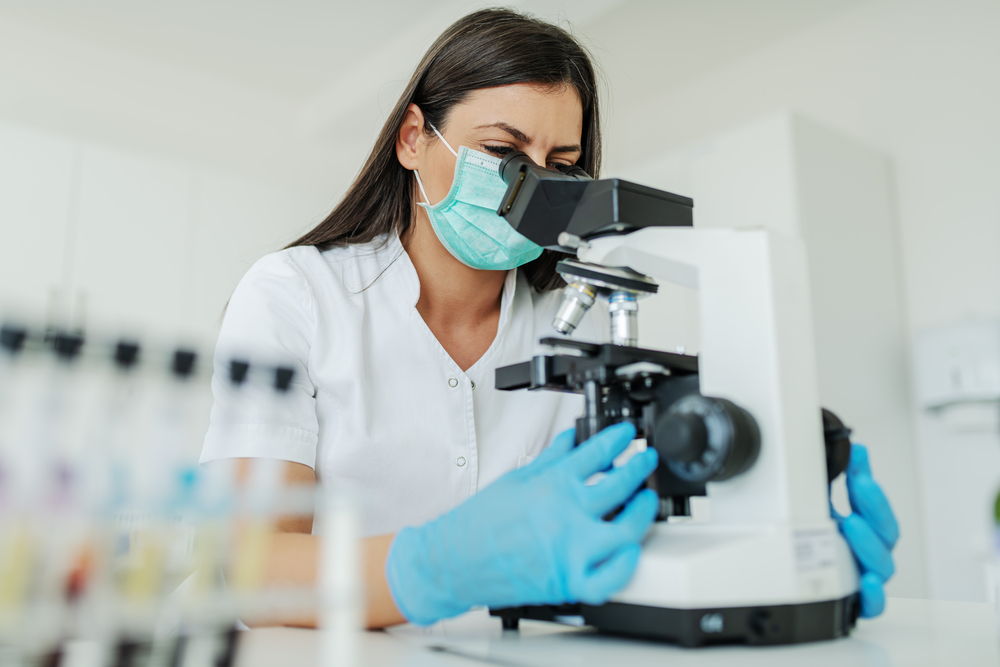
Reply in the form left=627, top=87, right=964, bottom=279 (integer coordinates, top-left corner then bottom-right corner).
left=490, top=594, right=859, bottom=647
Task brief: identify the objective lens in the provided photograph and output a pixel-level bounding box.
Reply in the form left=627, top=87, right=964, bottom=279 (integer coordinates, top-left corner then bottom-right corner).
left=608, top=291, right=639, bottom=346
left=553, top=282, right=597, bottom=335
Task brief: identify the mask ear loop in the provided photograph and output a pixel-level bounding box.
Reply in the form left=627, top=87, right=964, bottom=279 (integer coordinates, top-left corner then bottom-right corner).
left=429, top=123, right=458, bottom=157
left=413, top=170, right=432, bottom=208
left=413, top=123, right=458, bottom=207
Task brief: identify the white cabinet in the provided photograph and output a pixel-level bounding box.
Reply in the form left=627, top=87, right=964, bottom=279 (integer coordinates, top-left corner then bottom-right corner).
left=0, top=119, right=330, bottom=346
left=185, top=169, right=329, bottom=345
left=71, top=146, right=192, bottom=339
left=0, top=123, right=76, bottom=320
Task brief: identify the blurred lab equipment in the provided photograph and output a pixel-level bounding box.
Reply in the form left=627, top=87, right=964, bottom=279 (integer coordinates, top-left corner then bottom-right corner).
left=489, top=153, right=870, bottom=646
left=0, top=324, right=345, bottom=666
left=989, top=485, right=1000, bottom=623
left=913, top=320, right=1000, bottom=410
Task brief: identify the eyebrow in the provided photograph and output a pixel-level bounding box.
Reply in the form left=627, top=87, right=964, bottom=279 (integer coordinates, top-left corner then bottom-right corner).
left=474, top=122, right=581, bottom=154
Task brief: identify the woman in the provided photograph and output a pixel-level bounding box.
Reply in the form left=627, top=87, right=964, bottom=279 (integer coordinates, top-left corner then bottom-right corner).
left=201, top=8, right=898, bottom=628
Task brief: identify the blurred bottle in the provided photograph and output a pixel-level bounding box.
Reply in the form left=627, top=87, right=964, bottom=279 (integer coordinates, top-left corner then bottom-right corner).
left=65, top=340, right=145, bottom=667
left=3, top=331, right=89, bottom=665
left=169, top=359, right=248, bottom=667
left=228, top=362, right=286, bottom=625
left=0, top=325, right=30, bottom=665
left=320, top=480, right=362, bottom=667
left=112, top=348, right=204, bottom=666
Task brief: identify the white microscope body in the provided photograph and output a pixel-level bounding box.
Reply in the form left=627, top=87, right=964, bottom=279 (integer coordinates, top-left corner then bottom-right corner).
left=572, top=226, right=859, bottom=644
left=489, top=150, right=859, bottom=644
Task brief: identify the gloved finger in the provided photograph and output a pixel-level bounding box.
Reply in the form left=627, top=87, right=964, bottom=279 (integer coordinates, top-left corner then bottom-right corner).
left=829, top=499, right=845, bottom=522
left=584, top=488, right=659, bottom=565
left=574, top=542, right=642, bottom=605
left=609, top=488, right=660, bottom=540
left=838, top=513, right=895, bottom=581
left=583, top=449, right=659, bottom=516
left=846, top=445, right=900, bottom=549
left=531, top=428, right=576, bottom=470
left=858, top=571, right=886, bottom=618
left=566, top=422, right=637, bottom=480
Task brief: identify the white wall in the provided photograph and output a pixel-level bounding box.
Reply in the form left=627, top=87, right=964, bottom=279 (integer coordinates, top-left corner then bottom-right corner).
left=592, top=0, right=1000, bottom=601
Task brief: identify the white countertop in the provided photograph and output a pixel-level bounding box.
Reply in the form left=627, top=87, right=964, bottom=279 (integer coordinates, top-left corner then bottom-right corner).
left=235, top=598, right=1000, bottom=666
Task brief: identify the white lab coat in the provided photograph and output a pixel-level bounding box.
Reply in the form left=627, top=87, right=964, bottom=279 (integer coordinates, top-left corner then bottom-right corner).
left=200, top=233, right=604, bottom=536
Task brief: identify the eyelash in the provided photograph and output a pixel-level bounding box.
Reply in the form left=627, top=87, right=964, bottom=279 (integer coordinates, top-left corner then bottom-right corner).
left=482, top=145, right=566, bottom=169
left=483, top=145, right=514, bottom=157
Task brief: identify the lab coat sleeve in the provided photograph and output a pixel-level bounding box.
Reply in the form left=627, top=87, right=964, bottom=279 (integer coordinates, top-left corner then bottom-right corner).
left=199, top=250, right=320, bottom=469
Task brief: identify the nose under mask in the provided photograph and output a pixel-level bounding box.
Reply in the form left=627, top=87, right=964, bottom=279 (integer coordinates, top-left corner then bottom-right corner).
left=413, top=125, right=543, bottom=271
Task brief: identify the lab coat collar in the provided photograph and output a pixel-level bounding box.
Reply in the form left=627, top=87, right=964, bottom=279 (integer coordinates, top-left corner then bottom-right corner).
left=389, top=231, right=519, bottom=327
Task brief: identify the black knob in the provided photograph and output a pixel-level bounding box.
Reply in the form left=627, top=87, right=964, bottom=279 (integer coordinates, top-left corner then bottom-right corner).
left=822, top=408, right=852, bottom=482
left=0, top=325, right=27, bottom=355
left=53, top=333, right=84, bottom=360
left=653, top=395, right=760, bottom=484
left=655, top=412, right=709, bottom=464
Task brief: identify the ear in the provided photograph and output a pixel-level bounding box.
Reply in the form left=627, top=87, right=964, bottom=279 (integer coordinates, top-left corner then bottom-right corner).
left=396, top=104, right=425, bottom=170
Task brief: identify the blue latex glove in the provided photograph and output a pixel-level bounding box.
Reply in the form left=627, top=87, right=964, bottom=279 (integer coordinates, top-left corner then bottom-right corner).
left=385, top=422, right=660, bottom=625
left=832, top=444, right=900, bottom=618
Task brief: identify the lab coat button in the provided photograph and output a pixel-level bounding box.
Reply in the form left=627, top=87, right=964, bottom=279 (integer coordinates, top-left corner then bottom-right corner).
left=448, top=377, right=459, bottom=388
left=470, top=380, right=476, bottom=390
left=456, top=456, right=467, bottom=467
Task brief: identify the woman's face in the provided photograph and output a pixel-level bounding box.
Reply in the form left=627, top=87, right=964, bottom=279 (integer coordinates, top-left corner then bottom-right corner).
left=397, top=83, right=584, bottom=206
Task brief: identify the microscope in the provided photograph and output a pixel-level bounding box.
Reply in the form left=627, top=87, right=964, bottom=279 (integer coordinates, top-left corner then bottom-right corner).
left=489, top=154, right=859, bottom=646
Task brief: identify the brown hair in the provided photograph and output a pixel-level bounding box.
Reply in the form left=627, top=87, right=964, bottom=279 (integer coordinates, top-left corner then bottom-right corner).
left=286, top=7, right=602, bottom=291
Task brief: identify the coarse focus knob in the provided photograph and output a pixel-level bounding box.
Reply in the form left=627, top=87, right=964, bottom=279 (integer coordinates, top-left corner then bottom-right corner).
left=655, top=412, right=709, bottom=464
left=652, top=394, right=760, bottom=484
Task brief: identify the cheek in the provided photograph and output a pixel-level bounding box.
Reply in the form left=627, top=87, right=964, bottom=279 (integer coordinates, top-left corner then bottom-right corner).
left=426, top=156, right=456, bottom=203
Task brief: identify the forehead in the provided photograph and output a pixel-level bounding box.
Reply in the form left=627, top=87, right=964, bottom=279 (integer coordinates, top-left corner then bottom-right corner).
left=447, top=83, right=583, bottom=143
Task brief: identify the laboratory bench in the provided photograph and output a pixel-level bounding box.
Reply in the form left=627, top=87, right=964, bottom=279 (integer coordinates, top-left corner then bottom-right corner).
left=234, top=597, right=1000, bottom=666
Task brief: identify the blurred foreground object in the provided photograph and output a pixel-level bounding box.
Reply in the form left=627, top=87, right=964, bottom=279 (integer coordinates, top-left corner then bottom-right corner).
left=0, top=324, right=340, bottom=666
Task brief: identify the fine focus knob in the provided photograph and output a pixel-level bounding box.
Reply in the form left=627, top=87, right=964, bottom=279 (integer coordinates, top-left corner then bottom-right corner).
left=653, top=394, right=761, bottom=484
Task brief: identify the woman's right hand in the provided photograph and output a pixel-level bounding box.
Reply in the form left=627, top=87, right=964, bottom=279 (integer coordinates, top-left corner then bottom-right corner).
left=385, top=422, right=660, bottom=626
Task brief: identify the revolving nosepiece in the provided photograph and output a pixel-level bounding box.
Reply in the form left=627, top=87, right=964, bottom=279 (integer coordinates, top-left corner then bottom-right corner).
left=553, top=281, right=597, bottom=335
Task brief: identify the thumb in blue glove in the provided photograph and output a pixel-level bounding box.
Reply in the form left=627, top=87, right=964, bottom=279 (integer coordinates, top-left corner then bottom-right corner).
left=385, top=422, right=660, bottom=625
left=832, top=444, right=899, bottom=618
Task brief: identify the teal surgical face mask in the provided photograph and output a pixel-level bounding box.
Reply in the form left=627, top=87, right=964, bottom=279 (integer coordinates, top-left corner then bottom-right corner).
left=413, top=126, right=543, bottom=271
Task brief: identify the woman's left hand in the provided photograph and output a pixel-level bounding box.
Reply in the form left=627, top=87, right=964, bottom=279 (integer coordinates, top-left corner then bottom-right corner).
left=832, top=444, right=900, bottom=618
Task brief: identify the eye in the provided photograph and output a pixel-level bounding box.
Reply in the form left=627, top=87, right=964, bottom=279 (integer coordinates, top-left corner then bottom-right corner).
left=483, top=145, right=571, bottom=171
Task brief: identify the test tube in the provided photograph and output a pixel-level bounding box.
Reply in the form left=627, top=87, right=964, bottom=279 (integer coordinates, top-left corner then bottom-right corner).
left=320, top=478, right=362, bottom=667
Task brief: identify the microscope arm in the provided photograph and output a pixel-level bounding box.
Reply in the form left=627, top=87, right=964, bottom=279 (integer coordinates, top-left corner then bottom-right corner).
left=578, top=227, right=831, bottom=526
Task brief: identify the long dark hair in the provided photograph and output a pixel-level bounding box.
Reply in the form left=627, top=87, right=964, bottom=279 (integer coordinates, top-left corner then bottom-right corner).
left=286, top=8, right=602, bottom=292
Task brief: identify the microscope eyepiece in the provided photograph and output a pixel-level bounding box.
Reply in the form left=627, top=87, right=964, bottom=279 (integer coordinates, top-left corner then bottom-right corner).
left=497, top=151, right=593, bottom=221
left=498, top=150, right=534, bottom=185
left=498, top=151, right=592, bottom=185
left=496, top=145, right=691, bottom=249
left=555, top=163, right=590, bottom=178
